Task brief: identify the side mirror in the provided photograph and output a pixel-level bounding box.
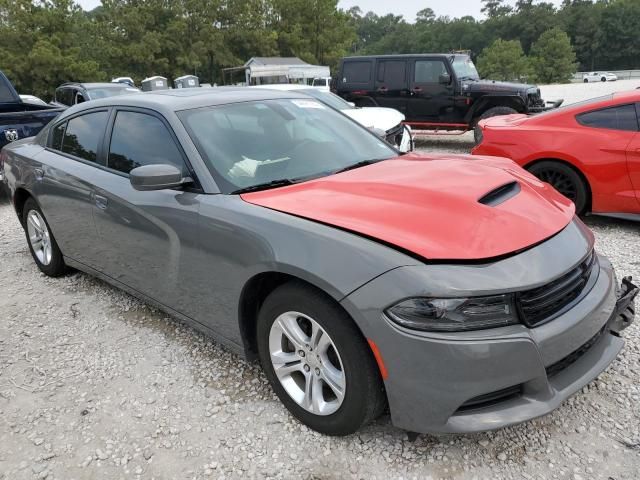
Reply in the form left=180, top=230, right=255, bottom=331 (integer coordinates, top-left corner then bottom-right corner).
left=129, top=164, right=192, bottom=191
left=439, top=74, right=451, bottom=85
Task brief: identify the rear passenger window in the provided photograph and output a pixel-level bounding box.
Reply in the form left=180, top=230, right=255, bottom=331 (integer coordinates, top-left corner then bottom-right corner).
left=108, top=111, right=186, bottom=175
left=576, top=104, right=638, bottom=132
left=377, top=61, right=406, bottom=89
left=61, top=111, right=108, bottom=163
left=342, top=62, right=371, bottom=84
left=56, top=88, right=73, bottom=106
left=51, top=122, right=66, bottom=150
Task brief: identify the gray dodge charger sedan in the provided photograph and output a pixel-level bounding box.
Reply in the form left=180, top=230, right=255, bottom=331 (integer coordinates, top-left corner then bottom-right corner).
left=0, top=88, right=636, bottom=436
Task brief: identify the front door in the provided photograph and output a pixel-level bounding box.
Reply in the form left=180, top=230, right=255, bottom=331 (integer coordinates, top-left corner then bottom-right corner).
left=373, top=59, right=409, bottom=113
left=406, top=58, right=456, bottom=123
left=90, top=108, right=202, bottom=310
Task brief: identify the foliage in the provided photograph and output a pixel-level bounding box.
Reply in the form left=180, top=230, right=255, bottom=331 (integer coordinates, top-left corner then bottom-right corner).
left=477, top=39, right=532, bottom=81
left=529, top=27, right=577, bottom=83
left=1, top=0, right=639, bottom=99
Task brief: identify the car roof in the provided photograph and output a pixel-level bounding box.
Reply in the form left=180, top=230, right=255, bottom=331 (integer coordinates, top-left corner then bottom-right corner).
left=250, top=84, right=316, bottom=91
left=612, top=89, right=640, bottom=102
left=60, top=82, right=134, bottom=89
left=341, top=53, right=463, bottom=61
left=57, top=87, right=313, bottom=118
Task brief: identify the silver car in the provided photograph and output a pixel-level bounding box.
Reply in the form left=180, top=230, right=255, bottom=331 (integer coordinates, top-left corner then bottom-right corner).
left=0, top=88, right=636, bottom=436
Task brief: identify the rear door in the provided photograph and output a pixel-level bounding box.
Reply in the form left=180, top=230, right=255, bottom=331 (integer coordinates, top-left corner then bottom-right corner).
left=373, top=59, right=409, bottom=113
left=35, top=109, right=109, bottom=267
left=407, top=58, right=456, bottom=122
left=89, top=107, right=202, bottom=310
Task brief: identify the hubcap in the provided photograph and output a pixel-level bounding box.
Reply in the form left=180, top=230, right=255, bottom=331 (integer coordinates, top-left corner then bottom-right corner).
left=26, top=210, right=52, bottom=266
left=268, top=311, right=346, bottom=416
left=536, top=169, right=577, bottom=201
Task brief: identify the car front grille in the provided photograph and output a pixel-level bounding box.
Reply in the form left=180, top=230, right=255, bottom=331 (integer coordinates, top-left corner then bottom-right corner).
left=385, top=124, right=404, bottom=148
left=517, top=251, right=597, bottom=327
left=457, top=385, right=523, bottom=412
left=545, top=325, right=606, bottom=378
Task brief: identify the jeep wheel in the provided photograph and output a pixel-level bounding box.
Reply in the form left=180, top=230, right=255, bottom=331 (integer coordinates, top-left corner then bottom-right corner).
left=527, top=161, right=589, bottom=215
left=473, top=106, right=518, bottom=144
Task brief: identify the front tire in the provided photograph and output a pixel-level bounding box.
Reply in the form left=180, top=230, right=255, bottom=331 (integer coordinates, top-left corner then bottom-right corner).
left=473, top=106, right=519, bottom=144
left=601, top=77, right=607, bottom=82
left=22, top=197, right=67, bottom=276
left=527, top=161, right=589, bottom=215
left=256, top=282, right=386, bottom=436
left=583, top=78, right=589, bottom=83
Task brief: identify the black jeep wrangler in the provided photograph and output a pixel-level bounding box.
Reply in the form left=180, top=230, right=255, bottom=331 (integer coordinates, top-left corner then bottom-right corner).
left=335, top=54, right=561, bottom=143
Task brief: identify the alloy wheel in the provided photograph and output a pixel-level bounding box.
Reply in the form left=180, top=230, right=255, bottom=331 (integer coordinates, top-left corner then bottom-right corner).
left=26, top=210, right=53, bottom=266
left=268, top=311, right=346, bottom=416
left=536, top=169, right=577, bottom=202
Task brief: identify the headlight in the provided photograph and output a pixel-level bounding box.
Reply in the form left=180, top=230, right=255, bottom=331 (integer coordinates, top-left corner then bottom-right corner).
left=385, top=295, right=518, bottom=332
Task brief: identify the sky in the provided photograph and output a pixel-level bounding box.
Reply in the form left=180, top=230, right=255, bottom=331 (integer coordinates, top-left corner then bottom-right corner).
left=76, top=0, right=564, bottom=21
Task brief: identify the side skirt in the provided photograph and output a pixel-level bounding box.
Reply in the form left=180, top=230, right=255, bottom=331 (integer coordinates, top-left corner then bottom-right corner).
left=63, top=256, right=248, bottom=358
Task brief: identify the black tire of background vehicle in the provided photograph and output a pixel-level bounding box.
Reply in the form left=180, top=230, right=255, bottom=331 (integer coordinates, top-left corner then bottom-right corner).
left=473, top=106, right=519, bottom=144
left=583, top=78, right=589, bottom=83
left=0, top=183, right=8, bottom=203
left=22, top=197, right=67, bottom=277
left=527, top=161, right=589, bottom=215
left=256, top=281, right=386, bottom=436
left=601, top=77, right=607, bottom=82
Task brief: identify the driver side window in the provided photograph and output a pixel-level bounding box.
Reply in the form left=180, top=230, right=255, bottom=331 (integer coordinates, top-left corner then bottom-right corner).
left=108, top=111, right=188, bottom=175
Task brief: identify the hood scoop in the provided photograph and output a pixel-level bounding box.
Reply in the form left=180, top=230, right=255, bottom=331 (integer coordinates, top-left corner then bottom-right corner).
left=478, top=181, right=521, bottom=207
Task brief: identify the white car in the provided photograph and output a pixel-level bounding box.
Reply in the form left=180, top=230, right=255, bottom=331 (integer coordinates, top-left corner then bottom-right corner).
left=19, top=94, right=49, bottom=106
left=583, top=72, right=617, bottom=83
left=311, top=77, right=332, bottom=91
left=253, top=84, right=413, bottom=152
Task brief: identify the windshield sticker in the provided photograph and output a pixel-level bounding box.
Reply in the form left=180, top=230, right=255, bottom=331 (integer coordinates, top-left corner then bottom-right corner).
left=291, top=99, right=325, bottom=109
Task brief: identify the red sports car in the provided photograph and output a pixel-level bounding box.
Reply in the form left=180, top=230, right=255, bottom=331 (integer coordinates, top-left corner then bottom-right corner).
left=473, top=90, right=640, bottom=219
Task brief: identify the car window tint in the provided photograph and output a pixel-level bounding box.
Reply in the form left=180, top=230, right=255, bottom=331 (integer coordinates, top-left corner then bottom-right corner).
left=342, top=62, right=371, bottom=84
left=61, top=111, right=108, bottom=163
left=576, top=104, right=639, bottom=132
left=414, top=60, right=447, bottom=83
left=108, top=111, right=186, bottom=175
left=378, top=61, right=406, bottom=88
left=51, top=122, right=66, bottom=150
left=56, top=88, right=72, bottom=106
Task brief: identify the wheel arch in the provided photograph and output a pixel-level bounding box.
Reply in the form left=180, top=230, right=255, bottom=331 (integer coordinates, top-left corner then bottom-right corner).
left=524, top=157, right=593, bottom=212
left=13, top=187, right=36, bottom=225
left=238, top=270, right=361, bottom=360
left=466, top=95, right=526, bottom=123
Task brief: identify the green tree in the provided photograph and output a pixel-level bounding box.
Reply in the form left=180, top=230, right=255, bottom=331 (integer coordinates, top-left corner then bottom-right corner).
left=476, top=39, right=531, bottom=81
left=529, top=27, right=577, bottom=83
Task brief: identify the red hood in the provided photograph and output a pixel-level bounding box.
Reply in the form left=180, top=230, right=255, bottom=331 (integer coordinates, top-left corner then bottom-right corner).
left=241, top=154, right=575, bottom=261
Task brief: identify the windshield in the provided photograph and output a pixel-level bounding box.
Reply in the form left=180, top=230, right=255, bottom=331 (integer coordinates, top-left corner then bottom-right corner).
left=87, top=86, right=140, bottom=100
left=178, top=99, right=397, bottom=193
left=451, top=56, right=480, bottom=81
left=298, top=89, right=355, bottom=111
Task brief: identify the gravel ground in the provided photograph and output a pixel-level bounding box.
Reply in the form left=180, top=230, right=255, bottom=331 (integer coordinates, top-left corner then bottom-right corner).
left=1, top=79, right=640, bottom=479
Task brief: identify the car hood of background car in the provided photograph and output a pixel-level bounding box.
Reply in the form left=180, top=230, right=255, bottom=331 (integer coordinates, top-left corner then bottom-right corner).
left=342, top=107, right=405, bottom=132
left=241, top=154, right=575, bottom=261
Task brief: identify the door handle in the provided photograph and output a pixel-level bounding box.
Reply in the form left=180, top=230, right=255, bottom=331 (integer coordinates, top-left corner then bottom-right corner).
left=94, top=194, right=108, bottom=210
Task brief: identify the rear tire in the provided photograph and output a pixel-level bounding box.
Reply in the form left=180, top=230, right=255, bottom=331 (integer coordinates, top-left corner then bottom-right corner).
left=583, top=78, right=589, bottom=83
left=601, top=77, right=607, bottom=82
left=473, top=106, right=519, bottom=144
left=527, top=161, right=589, bottom=215
left=256, top=282, right=386, bottom=436
left=22, top=197, right=67, bottom=276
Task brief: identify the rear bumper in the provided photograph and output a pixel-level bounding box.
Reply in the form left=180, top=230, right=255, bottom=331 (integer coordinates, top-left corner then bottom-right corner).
left=342, top=249, right=636, bottom=434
